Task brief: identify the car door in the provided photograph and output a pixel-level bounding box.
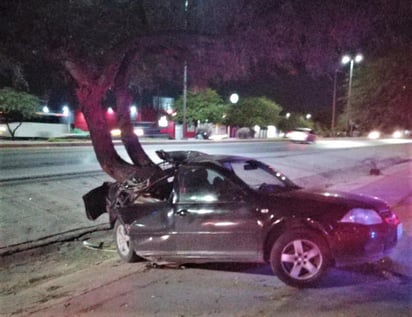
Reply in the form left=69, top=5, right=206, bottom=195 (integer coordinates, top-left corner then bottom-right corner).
left=121, top=175, right=177, bottom=260
left=173, top=165, right=260, bottom=262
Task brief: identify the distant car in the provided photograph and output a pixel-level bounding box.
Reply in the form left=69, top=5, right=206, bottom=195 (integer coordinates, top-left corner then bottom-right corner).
left=286, top=128, right=316, bottom=143
left=367, top=130, right=381, bottom=139
left=392, top=129, right=410, bottom=139
left=84, top=150, right=402, bottom=288
left=111, top=122, right=168, bottom=138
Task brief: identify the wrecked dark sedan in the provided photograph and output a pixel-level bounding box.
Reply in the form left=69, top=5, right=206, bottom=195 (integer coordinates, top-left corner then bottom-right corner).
left=83, top=150, right=402, bottom=288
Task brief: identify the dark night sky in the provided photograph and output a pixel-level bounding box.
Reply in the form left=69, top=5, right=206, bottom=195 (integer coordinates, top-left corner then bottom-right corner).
left=216, top=69, right=341, bottom=125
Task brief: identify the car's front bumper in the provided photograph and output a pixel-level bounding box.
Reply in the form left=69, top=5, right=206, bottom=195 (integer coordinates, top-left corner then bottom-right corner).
left=329, top=222, right=402, bottom=266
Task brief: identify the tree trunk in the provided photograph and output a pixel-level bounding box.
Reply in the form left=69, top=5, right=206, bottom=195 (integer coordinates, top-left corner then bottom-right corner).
left=115, top=87, right=158, bottom=169
left=63, top=55, right=162, bottom=183
left=6, top=121, right=21, bottom=140
left=77, top=84, right=139, bottom=181
left=113, top=49, right=162, bottom=181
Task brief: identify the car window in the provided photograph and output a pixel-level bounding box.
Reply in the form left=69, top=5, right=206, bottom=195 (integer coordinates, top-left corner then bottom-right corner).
left=228, top=160, right=292, bottom=192
left=178, top=167, right=240, bottom=203
left=145, top=175, right=174, bottom=201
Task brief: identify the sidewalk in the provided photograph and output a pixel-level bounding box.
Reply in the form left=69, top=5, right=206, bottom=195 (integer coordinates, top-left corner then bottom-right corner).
left=0, top=172, right=112, bottom=255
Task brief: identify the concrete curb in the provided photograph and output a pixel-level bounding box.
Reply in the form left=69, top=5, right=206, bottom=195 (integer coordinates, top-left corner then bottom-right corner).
left=0, top=137, right=283, bottom=148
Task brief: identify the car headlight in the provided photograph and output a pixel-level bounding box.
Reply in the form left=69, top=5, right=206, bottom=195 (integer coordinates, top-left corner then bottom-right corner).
left=110, top=129, right=121, bottom=137
left=339, top=208, right=382, bottom=225
left=134, top=128, right=144, bottom=136
left=392, top=130, right=403, bottom=138
left=368, top=131, right=381, bottom=139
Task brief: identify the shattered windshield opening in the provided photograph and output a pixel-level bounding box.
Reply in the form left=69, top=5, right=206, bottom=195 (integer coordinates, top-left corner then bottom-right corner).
left=226, top=160, right=297, bottom=193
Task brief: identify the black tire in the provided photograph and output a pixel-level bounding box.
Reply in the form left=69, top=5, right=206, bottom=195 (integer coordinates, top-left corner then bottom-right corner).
left=114, top=220, right=140, bottom=263
left=270, top=230, right=330, bottom=288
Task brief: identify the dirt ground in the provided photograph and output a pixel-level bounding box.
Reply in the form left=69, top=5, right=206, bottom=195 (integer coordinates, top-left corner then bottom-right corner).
left=1, top=227, right=411, bottom=317
left=0, top=229, right=119, bottom=315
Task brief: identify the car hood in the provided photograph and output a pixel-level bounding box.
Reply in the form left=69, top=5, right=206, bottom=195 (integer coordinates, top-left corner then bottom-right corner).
left=267, top=188, right=389, bottom=218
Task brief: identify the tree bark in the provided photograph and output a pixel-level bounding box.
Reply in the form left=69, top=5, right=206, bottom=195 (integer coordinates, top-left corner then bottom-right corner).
left=115, top=88, right=158, bottom=168
left=63, top=58, right=138, bottom=181
left=113, top=48, right=161, bottom=176
left=6, top=121, right=21, bottom=140
left=77, top=84, right=139, bottom=181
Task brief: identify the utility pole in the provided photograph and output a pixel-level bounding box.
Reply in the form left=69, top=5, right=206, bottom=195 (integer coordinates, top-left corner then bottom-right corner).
left=183, top=61, right=187, bottom=139
left=331, top=70, right=338, bottom=135
left=342, top=54, right=363, bottom=136
left=182, top=0, right=189, bottom=138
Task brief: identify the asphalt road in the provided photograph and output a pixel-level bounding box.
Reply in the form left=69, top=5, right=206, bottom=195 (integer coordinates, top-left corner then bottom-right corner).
left=0, top=138, right=411, bottom=181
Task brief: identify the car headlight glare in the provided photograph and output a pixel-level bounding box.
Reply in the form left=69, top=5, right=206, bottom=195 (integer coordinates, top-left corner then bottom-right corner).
left=340, top=208, right=382, bottom=225
left=134, top=128, right=144, bottom=136
left=368, top=131, right=381, bottom=139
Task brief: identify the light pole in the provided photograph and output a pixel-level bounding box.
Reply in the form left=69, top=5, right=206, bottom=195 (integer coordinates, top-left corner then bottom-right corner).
left=341, top=54, right=363, bottom=136
left=331, top=69, right=338, bottom=135
left=182, top=0, right=189, bottom=139
left=62, top=105, right=71, bottom=133
left=227, top=93, right=239, bottom=137
left=182, top=61, right=187, bottom=139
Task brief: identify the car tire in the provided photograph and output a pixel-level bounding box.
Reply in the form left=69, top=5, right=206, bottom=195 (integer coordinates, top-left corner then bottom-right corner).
left=114, top=219, right=140, bottom=263
left=270, top=230, right=330, bottom=288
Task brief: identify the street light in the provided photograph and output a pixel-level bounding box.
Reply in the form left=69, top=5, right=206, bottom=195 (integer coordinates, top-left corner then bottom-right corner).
left=130, top=105, right=137, bottom=122
left=229, top=93, right=239, bottom=104
left=342, top=53, right=363, bottom=136
left=227, top=93, right=239, bottom=137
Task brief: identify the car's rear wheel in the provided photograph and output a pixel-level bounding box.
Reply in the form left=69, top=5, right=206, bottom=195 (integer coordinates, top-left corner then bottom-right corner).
left=270, top=230, right=330, bottom=288
left=114, top=220, right=140, bottom=263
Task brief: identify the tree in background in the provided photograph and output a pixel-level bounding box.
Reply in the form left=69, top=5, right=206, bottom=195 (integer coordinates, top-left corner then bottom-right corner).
left=348, top=46, right=412, bottom=132
left=225, top=97, right=282, bottom=129
left=173, top=89, right=228, bottom=126
left=0, top=87, right=39, bottom=140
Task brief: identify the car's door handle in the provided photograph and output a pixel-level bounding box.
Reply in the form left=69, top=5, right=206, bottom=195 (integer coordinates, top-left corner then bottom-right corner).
left=175, top=209, right=189, bottom=216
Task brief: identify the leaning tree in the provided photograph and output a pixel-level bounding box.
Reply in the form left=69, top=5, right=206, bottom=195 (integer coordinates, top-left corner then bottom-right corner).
left=1, top=0, right=384, bottom=182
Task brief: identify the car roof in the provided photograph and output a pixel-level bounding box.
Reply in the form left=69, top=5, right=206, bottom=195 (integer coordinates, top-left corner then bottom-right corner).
left=156, top=150, right=298, bottom=188
left=156, top=150, right=249, bottom=166
left=292, top=128, right=313, bottom=132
